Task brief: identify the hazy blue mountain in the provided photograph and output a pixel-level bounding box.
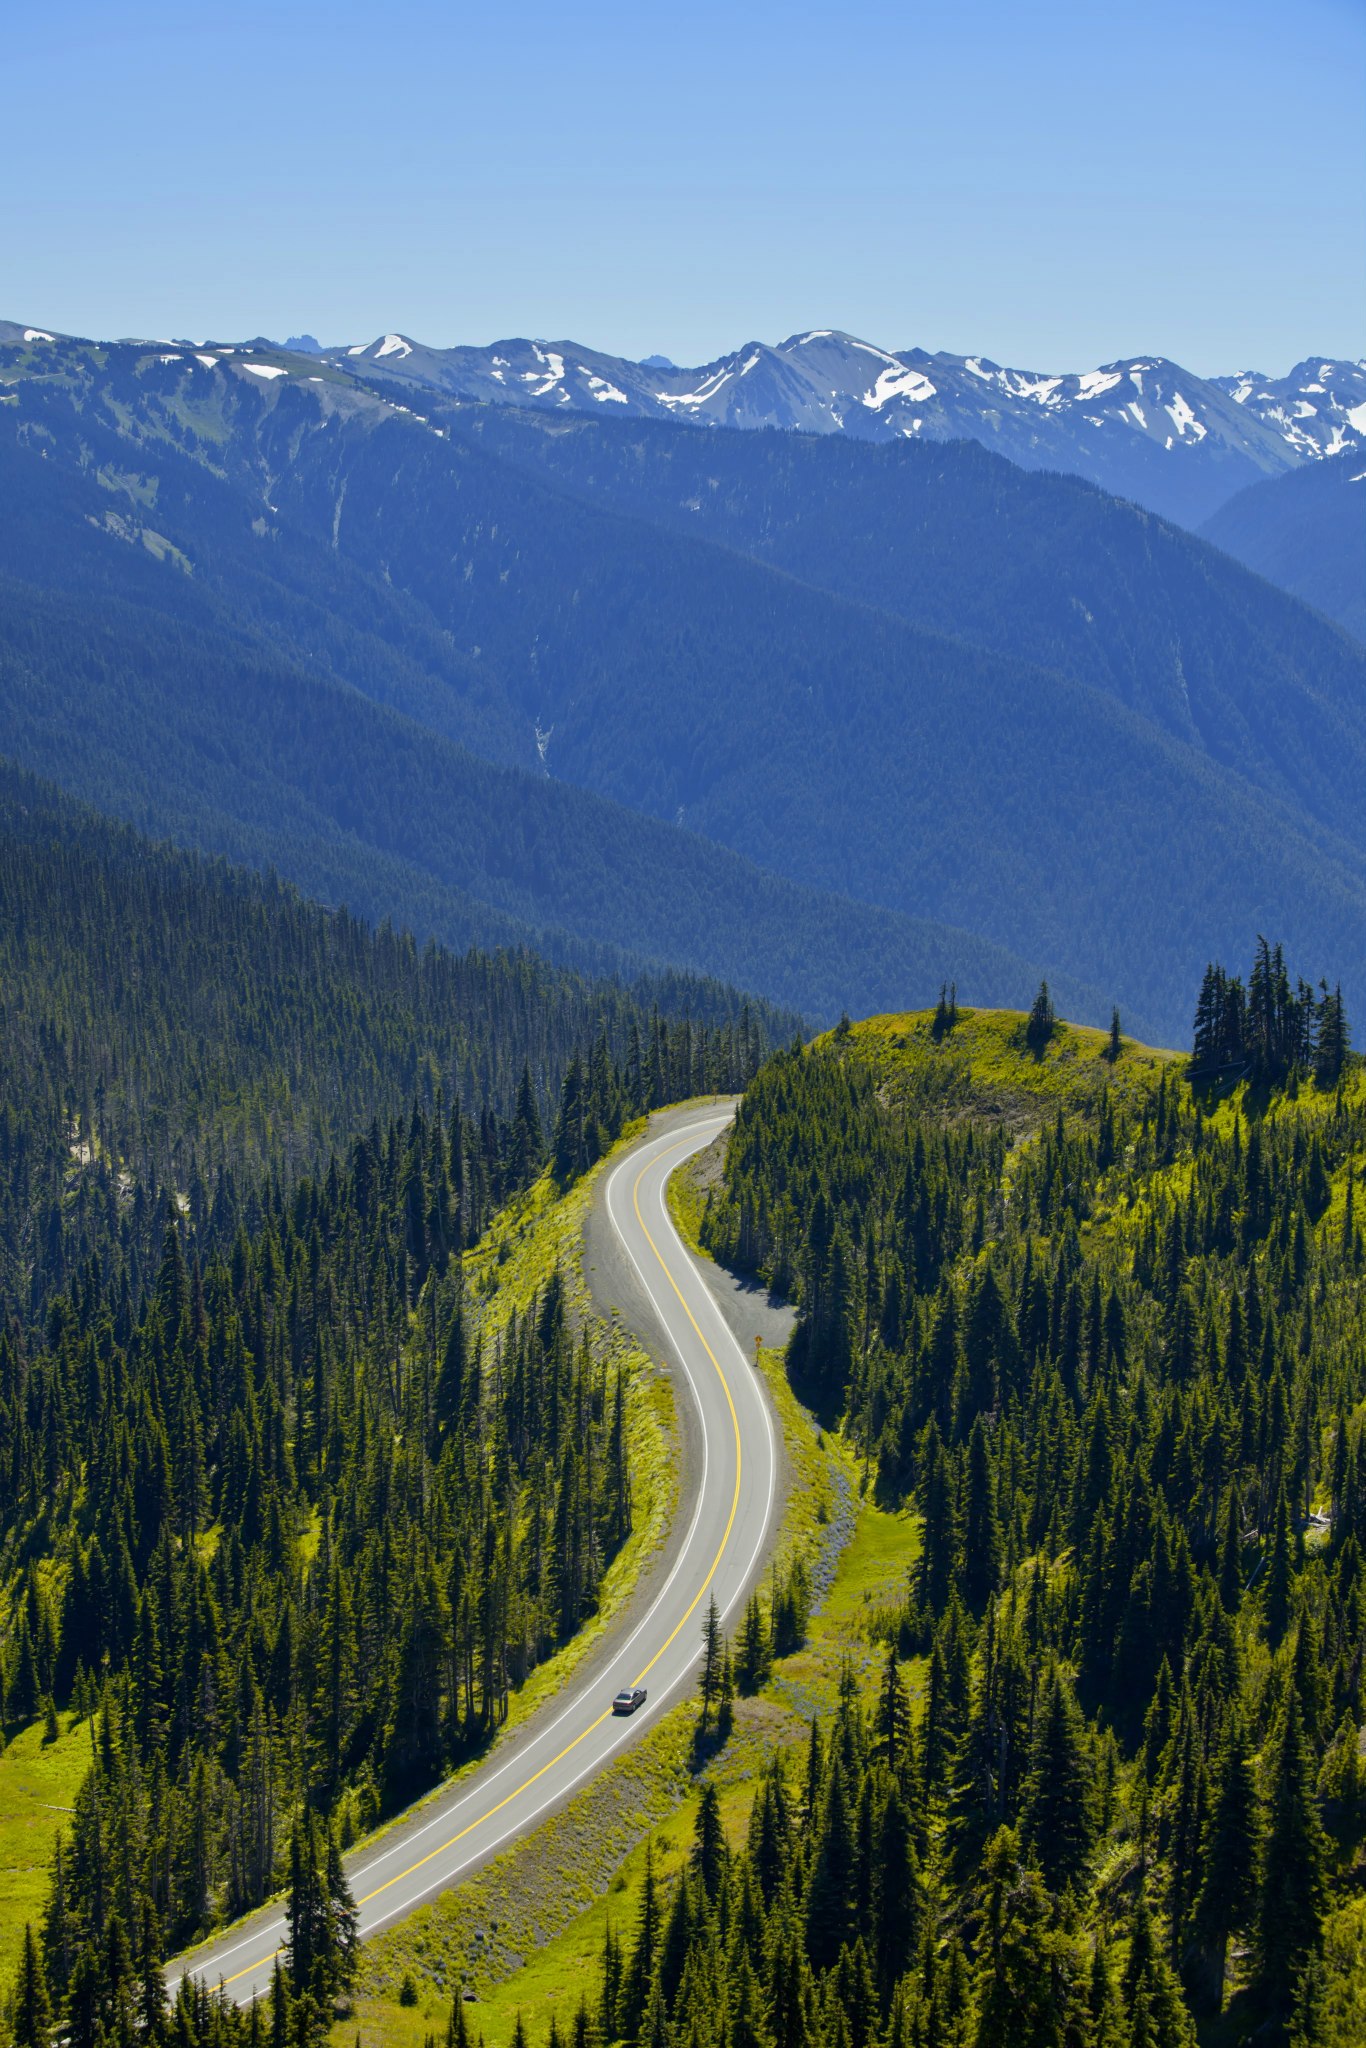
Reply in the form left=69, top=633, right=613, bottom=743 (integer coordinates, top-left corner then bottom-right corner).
left=1209, top=356, right=1366, bottom=462
left=451, top=404, right=1366, bottom=836
left=12, top=318, right=1362, bottom=526
left=1200, top=446, right=1366, bottom=642
left=3, top=327, right=1366, bottom=1039
left=0, top=365, right=1082, bottom=1027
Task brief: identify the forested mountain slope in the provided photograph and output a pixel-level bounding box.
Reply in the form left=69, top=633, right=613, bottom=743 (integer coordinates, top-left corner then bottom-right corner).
left=452, top=405, right=1366, bottom=815
left=277, top=409, right=1366, bottom=1037
left=674, top=982, right=1366, bottom=2045
left=1201, top=450, right=1366, bottom=644
left=0, top=1104, right=651, bottom=1996
left=0, top=761, right=784, bottom=1325
left=0, top=760, right=786, bottom=2024
left=4, top=334, right=1366, bottom=1036
left=0, top=369, right=1078, bottom=1030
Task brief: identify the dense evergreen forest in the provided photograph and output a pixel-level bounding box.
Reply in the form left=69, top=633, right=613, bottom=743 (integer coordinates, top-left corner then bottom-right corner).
left=0, top=766, right=787, bottom=2048
left=5, top=1165, right=630, bottom=1936
left=632, top=975, right=1362, bottom=2046
left=0, top=761, right=782, bottom=1325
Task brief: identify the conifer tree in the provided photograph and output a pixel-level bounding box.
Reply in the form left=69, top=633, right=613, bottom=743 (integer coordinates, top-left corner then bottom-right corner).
left=1087, top=1933, right=1125, bottom=2048
left=805, top=1762, right=855, bottom=1971
left=873, top=1646, right=912, bottom=1780
left=961, top=1419, right=1004, bottom=1611
left=725, top=1949, right=769, bottom=2048
left=284, top=1818, right=327, bottom=2002
left=693, top=1780, right=728, bottom=1901
left=616, top=1840, right=660, bottom=2041
left=1288, top=1953, right=1330, bottom=2048
left=1026, top=984, right=1055, bottom=1053
left=1104, top=1008, right=1123, bottom=1063
left=1021, top=1674, right=1095, bottom=1894
left=735, top=1593, right=771, bottom=1695
left=767, top=1909, right=815, bottom=2048
left=1256, top=1698, right=1330, bottom=2020
left=871, top=1782, right=919, bottom=2005
left=12, top=1924, right=51, bottom=2048
left=1189, top=1709, right=1261, bottom=2011
left=697, top=1596, right=724, bottom=1736
left=552, top=1055, right=586, bottom=1186
left=1263, top=1484, right=1295, bottom=1648
left=324, top=1829, right=359, bottom=1999
left=971, top=1827, right=1078, bottom=2048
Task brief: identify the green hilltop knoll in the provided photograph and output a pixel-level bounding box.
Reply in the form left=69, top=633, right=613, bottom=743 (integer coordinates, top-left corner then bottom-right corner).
left=825, top=1001, right=1182, bottom=1120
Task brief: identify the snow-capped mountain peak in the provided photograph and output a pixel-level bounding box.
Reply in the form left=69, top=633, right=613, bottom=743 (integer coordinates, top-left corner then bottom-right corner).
left=5, top=312, right=1361, bottom=529
left=313, top=325, right=1364, bottom=523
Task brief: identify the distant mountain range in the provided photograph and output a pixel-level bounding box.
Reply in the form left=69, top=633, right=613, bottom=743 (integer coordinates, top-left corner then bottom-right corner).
left=7, top=321, right=1362, bottom=534
left=0, top=326, right=1101, bottom=1029
left=287, top=325, right=1366, bottom=530
left=9, top=316, right=1360, bottom=627
left=1, top=322, right=1364, bottom=1042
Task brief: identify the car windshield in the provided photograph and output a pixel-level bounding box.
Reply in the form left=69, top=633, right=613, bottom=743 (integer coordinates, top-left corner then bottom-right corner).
left=614, top=1690, right=632, bottom=1702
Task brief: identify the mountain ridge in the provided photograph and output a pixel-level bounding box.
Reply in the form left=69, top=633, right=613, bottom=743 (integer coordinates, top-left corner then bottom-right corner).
left=5, top=317, right=1362, bottom=528
left=4, top=328, right=1366, bottom=1039
left=326, top=323, right=1366, bottom=526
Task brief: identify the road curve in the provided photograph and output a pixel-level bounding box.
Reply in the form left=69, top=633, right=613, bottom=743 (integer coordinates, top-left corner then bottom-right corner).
left=167, top=1108, right=779, bottom=2007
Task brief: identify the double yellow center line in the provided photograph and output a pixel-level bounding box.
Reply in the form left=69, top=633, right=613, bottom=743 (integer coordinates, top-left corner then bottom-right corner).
left=214, top=1127, right=742, bottom=1990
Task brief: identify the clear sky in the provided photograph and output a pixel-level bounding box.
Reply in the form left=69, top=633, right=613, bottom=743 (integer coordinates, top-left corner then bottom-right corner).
left=5, top=0, right=1362, bottom=375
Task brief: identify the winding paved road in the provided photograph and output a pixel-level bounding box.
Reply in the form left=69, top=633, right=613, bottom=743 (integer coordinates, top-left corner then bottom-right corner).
left=168, top=1107, right=779, bottom=2006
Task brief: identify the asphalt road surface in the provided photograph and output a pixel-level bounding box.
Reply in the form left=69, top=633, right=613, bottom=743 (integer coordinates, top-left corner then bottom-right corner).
left=167, top=1106, right=780, bottom=2007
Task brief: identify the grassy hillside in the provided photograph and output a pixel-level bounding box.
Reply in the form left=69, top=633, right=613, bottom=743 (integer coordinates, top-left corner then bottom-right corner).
left=824, top=1004, right=1181, bottom=1127
left=0, top=1714, right=91, bottom=1989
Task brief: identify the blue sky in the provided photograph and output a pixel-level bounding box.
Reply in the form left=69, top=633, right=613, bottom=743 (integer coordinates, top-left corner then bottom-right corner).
left=5, top=0, right=1362, bottom=374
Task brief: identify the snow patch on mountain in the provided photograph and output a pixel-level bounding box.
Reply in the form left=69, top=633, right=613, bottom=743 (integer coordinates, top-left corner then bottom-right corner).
left=584, top=370, right=628, bottom=403
left=660, top=365, right=736, bottom=409
left=1166, top=392, right=1205, bottom=440
left=862, top=365, right=936, bottom=410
